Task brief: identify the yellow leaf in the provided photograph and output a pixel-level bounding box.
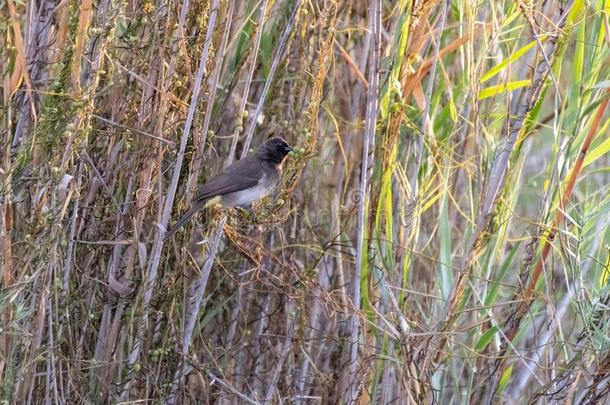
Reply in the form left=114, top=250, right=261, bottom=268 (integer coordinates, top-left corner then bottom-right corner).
left=599, top=252, right=610, bottom=288
left=478, top=80, right=531, bottom=100
left=583, top=118, right=610, bottom=167
left=481, top=37, right=546, bottom=83
left=449, top=95, right=458, bottom=122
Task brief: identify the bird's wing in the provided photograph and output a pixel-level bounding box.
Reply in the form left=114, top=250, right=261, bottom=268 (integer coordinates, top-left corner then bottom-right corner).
left=193, top=157, right=263, bottom=201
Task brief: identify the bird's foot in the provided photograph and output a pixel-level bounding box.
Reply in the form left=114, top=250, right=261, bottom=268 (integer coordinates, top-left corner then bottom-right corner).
left=233, top=206, right=256, bottom=223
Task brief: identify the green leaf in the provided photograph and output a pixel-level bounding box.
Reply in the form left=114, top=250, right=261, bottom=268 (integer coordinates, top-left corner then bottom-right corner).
left=449, top=94, right=458, bottom=122
left=497, top=364, right=514, bottom=394
left=485, top=243, right=520, bottom=306
left=573, top=21, right=584, bottom=87
left=579, top=92, right=610, bottom=121
left=438, top=169, right=453, bottom=300
left=475, top=326, right=499, bottom=352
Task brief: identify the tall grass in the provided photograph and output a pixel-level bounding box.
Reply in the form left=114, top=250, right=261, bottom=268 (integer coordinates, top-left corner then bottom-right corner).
left=2, top=0, right=610, bottom=403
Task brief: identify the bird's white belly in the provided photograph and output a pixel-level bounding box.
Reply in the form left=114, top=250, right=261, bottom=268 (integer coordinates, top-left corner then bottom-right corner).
left=220, top=175, right=275, bottom=207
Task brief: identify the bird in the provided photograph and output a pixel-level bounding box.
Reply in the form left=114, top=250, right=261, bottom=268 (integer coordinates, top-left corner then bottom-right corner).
left=164, top=137, right=294, bottom=239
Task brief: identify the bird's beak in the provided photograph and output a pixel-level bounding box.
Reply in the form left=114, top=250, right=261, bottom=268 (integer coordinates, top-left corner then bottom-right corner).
left=286, top=146, right=294, bottom=153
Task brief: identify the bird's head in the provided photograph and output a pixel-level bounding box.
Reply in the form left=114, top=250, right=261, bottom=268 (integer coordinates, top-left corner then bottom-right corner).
left=256, top=137, right=294, bottom=164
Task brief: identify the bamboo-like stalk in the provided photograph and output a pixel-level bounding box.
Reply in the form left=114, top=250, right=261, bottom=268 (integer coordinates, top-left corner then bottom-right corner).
left=241, top=0, right=303, bottom=154
left=226, top=0, right=270, bottom=166
left=483, top=89, right=610, bottom=400
left=262, top=307, right=299, bottom=403
left=433, top=1, right=574, bottom=362
left=166, top=215, right=226, bottom=403
left=510, top=213, right=610, bottom=398
left=506, top=90, right=610, bottom=340
left=119, top=0, right=218, bottom=397
left=346, top=0, right=381, bottom=401
left=184, top=0, right=234, bottom=203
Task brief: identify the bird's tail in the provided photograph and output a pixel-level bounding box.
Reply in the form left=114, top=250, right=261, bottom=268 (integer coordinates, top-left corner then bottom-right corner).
left=164, top=202, right=203, bottom=240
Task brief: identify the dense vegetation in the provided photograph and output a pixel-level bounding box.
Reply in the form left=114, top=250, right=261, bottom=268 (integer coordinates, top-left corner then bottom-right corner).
left=2, top=0, right=610, bottom=403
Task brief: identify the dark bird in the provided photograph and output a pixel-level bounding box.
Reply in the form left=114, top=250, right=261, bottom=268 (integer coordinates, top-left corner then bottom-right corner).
left=164, top=137, right=294, bottom=239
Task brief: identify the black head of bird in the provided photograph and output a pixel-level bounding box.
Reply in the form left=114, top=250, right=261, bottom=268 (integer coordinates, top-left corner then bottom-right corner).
left=255, top=137, right=294, bottom=163
left=164, top=137, right=294, bottom=239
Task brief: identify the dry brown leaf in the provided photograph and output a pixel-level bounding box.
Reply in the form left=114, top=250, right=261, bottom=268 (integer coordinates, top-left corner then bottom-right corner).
left=6, top=0, right=36, bottom=121
left=71, top=0, right=93, bottom=96
left=412, top=82, right=426, bottom=111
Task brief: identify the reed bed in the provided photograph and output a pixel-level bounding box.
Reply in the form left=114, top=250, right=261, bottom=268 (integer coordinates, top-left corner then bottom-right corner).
left=2, top=0, right=610, bottom=403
